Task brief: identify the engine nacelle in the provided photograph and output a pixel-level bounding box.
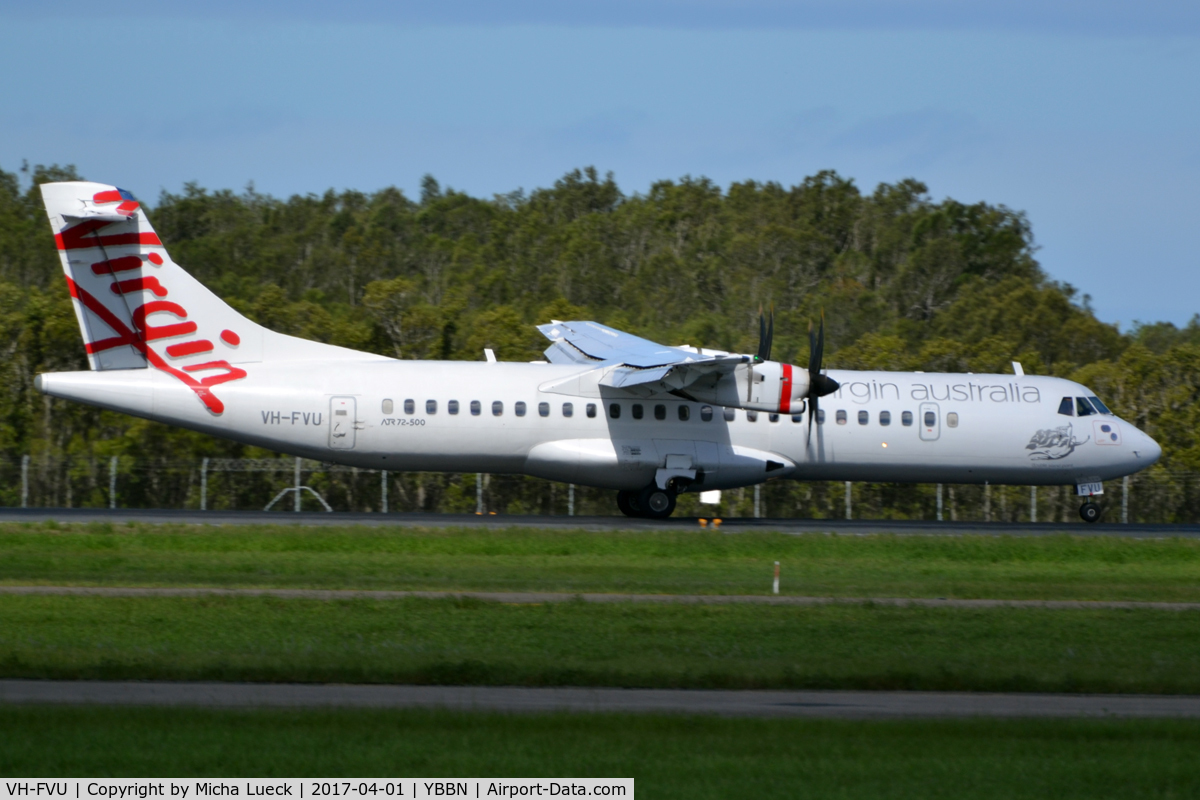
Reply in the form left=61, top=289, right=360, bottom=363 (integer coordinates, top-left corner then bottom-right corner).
left=685, top=360, right=810, bottom=414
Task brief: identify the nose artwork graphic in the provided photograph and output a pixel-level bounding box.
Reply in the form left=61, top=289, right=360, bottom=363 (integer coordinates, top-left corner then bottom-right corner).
left=1026, top=423, right=1088, bottom=460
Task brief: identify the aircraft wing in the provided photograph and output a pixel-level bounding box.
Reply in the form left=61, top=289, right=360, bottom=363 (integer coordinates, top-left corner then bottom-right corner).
left=537, top=320, right=748, bottom=395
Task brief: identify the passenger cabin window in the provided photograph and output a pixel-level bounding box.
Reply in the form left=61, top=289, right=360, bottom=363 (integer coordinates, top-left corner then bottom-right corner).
left=1090, top=396, right=1112, bottom=414
left=1076, top=397, right=1097, bottom=417
left=836, top=410, right=847, bottom=425
left=858, top=410, right=869, bottom=425
left=654, top=404, right=666, bottom=421
left=404, top=399, right=415, bottom=415
left=769, top=413, right=779, bottom=422
left=901, top=411, right=913, bottom=426
left=632, top=404, right=644, bottom=420
left=792, top=413, right=803, bottom=423
left=817, top=409, right=826, bottom=424
left=515, top=401, right=527, bottom=417
left=562, top=402, right=574, bottom=417
left=746, top=410, right=758, bottom=422
left=678, top=405, right=690, bottom=421
left=382, top=399, right=393, bottom=415
left=1058, top=397, right=1074, bottom=416
left=609, top=403, right=621, bottom=419
left=723, top=407, right=736, bottom=422
left=879, top=410, right=891, bottom=426
left=947, top=412, right=959, bottom=428
left=492, top=401, right=503, bottom=416
left=538, top=402, right=550, bottom=417
left=701, top=405, right=714, bottom=422
left=426, top=400, right=437, bottom=414
left=586, top=403, right=597, bottom=418
left=448, top=400, right=459, bottom=415
left=470, top=400, right=481, bottom=416
left=924, top=410, right=936, bottom=427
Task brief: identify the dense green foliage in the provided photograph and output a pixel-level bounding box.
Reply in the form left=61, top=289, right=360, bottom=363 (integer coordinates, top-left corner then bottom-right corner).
left=3, top=593, right=1200, bottom=693
left=4, top=707, right=1200, bottom=800
left=6, top=523, right=1200, bottom=602
left=2, top=163, right=1198, bottom=517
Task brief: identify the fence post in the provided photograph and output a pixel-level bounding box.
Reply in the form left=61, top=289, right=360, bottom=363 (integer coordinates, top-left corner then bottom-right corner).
left=844, top=481, right=852, bottom=520
left=568, top=484, right=575, bottom=516
left=1030, top=485, right=1037, bottom=523
left=381, top=469, right=388, bottom=514
left=1122, top=475, right=1129, bottom=524
left=476, top=473, right=483, bottom=514
left=984, top=482, right=991, bottom=522
left=21, top=454, right=29, bottom=509
left=109, top=456, right=118, bottom=509
left=754, top=484, right=761, bottom=519
left=936, top=484, right=944, bottom=522
left=200, top=457, right=208, bottom=511
left=294, top=457, right=302, bottom=512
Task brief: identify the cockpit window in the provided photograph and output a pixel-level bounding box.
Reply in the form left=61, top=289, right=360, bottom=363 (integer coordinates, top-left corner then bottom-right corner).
left=1075, top=397, right=1097, bottom=417
left=1089, top=396, right=1113, bottom=415
left=1058, top=397, right=1074, bottom=416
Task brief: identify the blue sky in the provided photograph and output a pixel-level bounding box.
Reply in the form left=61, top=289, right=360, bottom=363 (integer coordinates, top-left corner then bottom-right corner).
left=2, top=2, right=1197, bottom=328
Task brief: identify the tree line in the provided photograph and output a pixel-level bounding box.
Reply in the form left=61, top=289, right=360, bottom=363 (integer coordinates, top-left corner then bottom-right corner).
left=1, top=163, right=1197, bottom=520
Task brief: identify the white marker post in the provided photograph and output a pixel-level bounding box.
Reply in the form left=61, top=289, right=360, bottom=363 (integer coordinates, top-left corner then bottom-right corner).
left=773, top=561, right=780, bottom=595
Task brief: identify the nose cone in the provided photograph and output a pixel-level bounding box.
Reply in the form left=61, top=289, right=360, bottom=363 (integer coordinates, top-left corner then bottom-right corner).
left=1138, top=429, right=1162, bottom=466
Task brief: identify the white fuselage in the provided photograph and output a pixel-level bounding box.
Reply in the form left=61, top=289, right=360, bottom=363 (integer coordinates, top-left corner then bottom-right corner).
left=37, top=359, right=1161, bottom=492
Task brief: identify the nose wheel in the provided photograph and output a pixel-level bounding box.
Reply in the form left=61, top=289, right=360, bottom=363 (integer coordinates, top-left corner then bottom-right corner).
left=1079, top=502, right=1102, bottom=524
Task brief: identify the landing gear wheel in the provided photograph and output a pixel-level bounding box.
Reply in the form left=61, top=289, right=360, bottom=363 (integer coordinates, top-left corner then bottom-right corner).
left=1079, top=502, right=1102, bottom=524
left=617, top=490, right=643, bottom=518
left=638, top=485, right=677, bottom=519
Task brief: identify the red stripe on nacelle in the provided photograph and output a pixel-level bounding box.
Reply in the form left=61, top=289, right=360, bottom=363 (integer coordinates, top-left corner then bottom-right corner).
left=780, top=363, right=793, bottom=414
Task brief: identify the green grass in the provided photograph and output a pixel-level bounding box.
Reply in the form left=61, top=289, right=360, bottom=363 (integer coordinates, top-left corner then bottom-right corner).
left=2, top=706, right=1199, bottom=799
left=3, top=594, right=1200, bottom=693
left=3, top=522, right=1200, bottom=601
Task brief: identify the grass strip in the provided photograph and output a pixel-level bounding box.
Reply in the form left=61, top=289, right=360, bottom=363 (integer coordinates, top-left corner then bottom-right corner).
left=3, top=595, right=1200, bottom=693
left=2, top=705, right=1199, bottom=799
left=3, top=522, right=1200, bottom=601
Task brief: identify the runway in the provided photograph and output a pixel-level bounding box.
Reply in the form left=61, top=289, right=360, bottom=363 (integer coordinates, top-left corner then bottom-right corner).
left=1, top=507, right=1197, bottom=537
left=4, top=585, right=1199, bottom=611
left=3, top=680, right=1199, bottom=719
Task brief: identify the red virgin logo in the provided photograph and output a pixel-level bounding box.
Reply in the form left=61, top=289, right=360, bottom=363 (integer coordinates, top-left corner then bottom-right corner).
left=59, top=192, right=247, bottom=415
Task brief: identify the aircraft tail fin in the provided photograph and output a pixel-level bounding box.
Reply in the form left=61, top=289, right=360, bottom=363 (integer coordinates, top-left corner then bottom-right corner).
left=40, top=181, right=378, bottom=415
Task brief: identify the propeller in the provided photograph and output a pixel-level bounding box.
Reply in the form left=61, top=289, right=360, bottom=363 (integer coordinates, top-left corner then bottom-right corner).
left=755, top=306, right=774, bottom=363
left=806, top=314, right=840, bottom=449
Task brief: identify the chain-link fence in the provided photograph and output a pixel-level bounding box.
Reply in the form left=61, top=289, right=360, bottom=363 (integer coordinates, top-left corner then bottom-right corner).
left=0, top=453, right=1194, bottom=523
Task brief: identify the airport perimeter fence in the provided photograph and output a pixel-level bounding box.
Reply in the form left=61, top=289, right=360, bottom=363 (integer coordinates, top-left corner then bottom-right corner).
left=0, top=453, right=1196, bottom=523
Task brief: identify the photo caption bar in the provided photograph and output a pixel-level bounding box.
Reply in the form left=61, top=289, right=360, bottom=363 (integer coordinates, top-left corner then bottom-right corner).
left=0, top=781, right=633, bottom=800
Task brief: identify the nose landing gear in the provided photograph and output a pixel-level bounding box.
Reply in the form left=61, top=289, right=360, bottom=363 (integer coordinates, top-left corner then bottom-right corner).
left=1079, top=502, right=1102, bottom=523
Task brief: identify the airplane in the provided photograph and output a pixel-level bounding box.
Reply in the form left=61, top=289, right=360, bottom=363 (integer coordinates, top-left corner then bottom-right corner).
left=35, top=181, right=1161, bottom=522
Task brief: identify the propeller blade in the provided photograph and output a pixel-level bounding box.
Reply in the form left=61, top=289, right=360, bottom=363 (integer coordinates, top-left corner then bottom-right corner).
left=814, top=313, right=826, bottom=373
left=764, top=308, right=774, bottom=363
left=807, top=395, right=819, bottom=450
left=757, top=309, right=767, bottom=361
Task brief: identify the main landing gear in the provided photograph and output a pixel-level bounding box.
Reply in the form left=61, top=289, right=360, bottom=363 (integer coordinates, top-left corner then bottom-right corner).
left=617, top=484, right=678, bottom=520
left=1079, top=502, right=1102, bottom=524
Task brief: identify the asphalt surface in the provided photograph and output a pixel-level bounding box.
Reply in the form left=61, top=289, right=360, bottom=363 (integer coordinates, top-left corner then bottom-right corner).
left=3, top=680, right=1199, bottom=719
left=5, top=585, right=1199, bottom=611
left=1, top=507, right=1198, bottom=537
